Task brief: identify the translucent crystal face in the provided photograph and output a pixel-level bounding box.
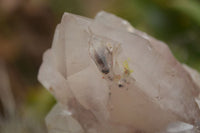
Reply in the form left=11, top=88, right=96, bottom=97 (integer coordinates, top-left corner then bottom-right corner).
left=89, top=35, right=113, bottom=75
left=89, top=34, right=135, bottom=91
left=38, top=11, right=200, bottom=133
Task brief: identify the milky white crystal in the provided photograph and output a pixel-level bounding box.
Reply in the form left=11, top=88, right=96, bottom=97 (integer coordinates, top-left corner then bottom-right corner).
left=38, top=11, right=200, bottom=133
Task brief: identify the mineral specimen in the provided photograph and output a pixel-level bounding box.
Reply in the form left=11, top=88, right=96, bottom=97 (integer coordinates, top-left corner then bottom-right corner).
left=38, top=11, right=200, bottom=133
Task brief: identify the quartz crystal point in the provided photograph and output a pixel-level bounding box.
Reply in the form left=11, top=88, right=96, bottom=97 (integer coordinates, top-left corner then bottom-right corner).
left=38, top=11, right=200, bottom=133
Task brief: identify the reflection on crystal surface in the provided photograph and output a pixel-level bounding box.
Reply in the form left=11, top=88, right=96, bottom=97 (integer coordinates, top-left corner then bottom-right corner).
left=38, top=11, right=200, bottom=133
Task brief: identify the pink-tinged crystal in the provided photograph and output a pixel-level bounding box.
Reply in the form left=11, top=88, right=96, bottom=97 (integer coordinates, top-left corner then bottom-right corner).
left=38, top=11, right=200, bottom=133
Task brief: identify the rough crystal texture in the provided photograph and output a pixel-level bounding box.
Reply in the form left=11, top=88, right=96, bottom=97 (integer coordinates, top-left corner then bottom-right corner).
left=38, top=11, right=200, bottom=133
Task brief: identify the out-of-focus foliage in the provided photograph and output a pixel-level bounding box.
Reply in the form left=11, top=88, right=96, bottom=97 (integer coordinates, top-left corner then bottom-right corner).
left=0, top=0, right=200, bottom=133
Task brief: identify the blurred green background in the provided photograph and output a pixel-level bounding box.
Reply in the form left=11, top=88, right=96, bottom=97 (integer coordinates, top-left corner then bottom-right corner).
left=0, top=0, right=200, bottom=132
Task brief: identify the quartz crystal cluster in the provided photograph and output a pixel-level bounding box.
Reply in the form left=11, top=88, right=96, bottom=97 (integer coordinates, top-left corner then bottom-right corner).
left=38, top=11, right=200, bottom=133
